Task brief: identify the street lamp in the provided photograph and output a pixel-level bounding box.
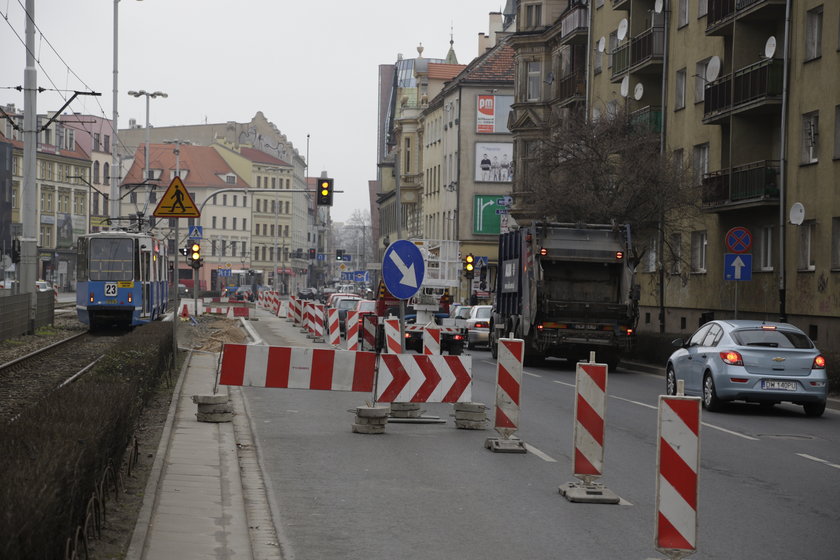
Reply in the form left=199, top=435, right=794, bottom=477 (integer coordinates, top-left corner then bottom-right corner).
left=127, top=90, right=167, bottom=186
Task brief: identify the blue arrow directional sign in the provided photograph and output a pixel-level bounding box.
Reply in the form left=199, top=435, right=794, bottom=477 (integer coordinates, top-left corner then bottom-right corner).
left=188, top=225, right=203, bottom=240
left=382, top=240, right=425, bottom=300
left=724, top=253, right=752, bottom=281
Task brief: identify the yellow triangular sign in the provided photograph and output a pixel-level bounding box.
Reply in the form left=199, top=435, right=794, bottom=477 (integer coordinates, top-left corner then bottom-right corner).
left=153, top=176, right=200, bottom=218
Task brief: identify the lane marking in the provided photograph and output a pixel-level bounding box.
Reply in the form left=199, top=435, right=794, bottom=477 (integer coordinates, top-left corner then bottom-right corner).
left=553, top=380, right=574, bottom=388
left=611, top=395, right=657, bottom=410
left=700, top=422, right=759, bottom=441
left=524, top=371, right=542, bottom=378
left=797, top=453, right=840, bottom=470
left=523, top=443, right=557, bottom=463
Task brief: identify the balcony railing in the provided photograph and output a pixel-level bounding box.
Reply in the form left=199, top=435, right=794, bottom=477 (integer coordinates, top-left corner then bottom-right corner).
left=630, top=106, right=663, bottom=133
left=610, top=26, right=664, bottom=79
left=556, top=72, right=585, bottom=105
left=704, top=58, right=782, bottom=120
left=707, top=0, right=735, bottom=29
left=702, top=160, right=780, bottom=208
left=560, top=4, right=588, bottom=42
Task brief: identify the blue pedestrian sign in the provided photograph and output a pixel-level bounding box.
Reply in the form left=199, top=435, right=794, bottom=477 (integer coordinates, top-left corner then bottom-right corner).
left=354, top=270, right=369, bottom=282
left=724, top=253, right=752, bottom=281
left=188, top=225, right=203, bottom=240
left=382, top=240, right=425, bottom=300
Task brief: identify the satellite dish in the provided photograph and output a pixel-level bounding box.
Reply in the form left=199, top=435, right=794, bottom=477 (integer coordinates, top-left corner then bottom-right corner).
left=705, top=56, right=721, bottom=83
left=764, top=36, right=777, bottom=58
left=617, top=19, right=628, bottom=41
left=654, top=0, right=664, bottom=14
left=789, top=202, right=805, bottom=225
left=620, top=76, right=630, bottom=98
left=597, top=36, right=606, bottom=53
left=634, top=82, right=644, bottom=101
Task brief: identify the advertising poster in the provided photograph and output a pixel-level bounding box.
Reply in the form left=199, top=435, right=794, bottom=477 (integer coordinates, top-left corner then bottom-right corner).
left=476, top=94, right=513, bottom=133
left=475, top=142, right=513, bottom=183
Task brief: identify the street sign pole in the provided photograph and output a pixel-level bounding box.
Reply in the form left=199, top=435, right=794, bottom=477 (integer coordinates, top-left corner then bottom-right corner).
left=173, top=222, right=178, bottom=362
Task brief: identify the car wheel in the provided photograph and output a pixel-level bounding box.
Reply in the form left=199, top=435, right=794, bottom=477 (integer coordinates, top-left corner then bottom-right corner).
left=803, top=401, right=826, bottom=418
left=666, top=366, right=677, bottom=396
left=702, top=372, right=723, bottom=412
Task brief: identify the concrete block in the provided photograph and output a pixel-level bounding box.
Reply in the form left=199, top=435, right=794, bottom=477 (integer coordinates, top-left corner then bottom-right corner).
left=351, top=423, right=386, bottom=434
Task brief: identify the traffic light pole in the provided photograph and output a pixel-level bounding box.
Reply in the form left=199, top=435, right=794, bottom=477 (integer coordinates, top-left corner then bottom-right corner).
left=172, top=221, right=179, bottom=361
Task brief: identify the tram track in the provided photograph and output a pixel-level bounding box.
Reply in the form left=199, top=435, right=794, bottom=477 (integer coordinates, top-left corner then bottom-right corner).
left=0, top=331, right=123, bottom=424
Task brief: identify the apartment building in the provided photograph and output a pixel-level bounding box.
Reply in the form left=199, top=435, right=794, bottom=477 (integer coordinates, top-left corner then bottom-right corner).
left=506, top=1, right=840, bottom=355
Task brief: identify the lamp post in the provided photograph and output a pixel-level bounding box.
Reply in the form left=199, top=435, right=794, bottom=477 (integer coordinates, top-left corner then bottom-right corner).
left=127, top=90, right=167, bottom=186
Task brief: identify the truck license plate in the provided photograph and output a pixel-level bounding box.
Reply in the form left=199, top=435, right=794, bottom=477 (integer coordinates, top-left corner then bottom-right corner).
left=761, top=380, right=797, bottom=391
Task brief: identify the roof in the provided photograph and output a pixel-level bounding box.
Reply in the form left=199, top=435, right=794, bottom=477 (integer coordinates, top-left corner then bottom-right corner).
left=456, top=40, right=514, bottom=83
left=0, top=130, right=90, bottom=162
left=239, top=146, right=291, bottom=167
left=428, top=63, right=467, bottom=81
left=123, top=143, right=249, bottom=188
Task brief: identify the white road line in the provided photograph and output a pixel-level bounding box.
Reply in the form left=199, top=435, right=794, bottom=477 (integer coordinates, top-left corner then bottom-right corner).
left=524, top=371, right=542, bottom=378
left=611, top=395, right=658, bottom=410
left=797, top=453, right=840, bottom=470
left=553, top=380, right=574, bottom=388
left=523, top=443, right=557, bottom=463
left=700, top=422, right=759, bottom=441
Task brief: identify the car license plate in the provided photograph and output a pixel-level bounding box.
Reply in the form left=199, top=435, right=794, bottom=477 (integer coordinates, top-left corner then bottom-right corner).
left=761, top=380, right=797, bottom=391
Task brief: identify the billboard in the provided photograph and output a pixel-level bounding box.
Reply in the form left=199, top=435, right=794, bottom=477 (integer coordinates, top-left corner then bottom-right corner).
left=476, top=95, right=513, bottom=133
left=475, top=142, right=513, bottom=183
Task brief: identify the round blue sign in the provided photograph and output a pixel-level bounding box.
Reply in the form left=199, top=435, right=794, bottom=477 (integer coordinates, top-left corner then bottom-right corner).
left=382, top=240, right=425, bottom=300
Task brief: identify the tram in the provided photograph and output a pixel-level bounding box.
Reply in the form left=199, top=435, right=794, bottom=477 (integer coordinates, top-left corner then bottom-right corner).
left=76, top=230, right=170, bottom=329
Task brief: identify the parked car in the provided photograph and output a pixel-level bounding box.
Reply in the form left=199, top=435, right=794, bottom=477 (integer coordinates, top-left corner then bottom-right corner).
left=178, top=283, right=191, bottom=298
left=334, top=296, right=363, bottom=333
left=325, top=292, right=360, bottom=308
left=666, top=320, right=828, bottom=417
left=348, top=299, right=377, bottom=332
left=465, top=305, right=493, bottom=349
left=35, top=280, right=53, bottom=292
left=450, top=305, right=472, bottom=321
left=297, top=287, right=319, bottom=300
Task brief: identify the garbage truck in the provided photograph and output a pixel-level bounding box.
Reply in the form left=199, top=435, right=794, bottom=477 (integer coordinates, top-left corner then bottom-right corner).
left=490, top=222, right=639, bottom=368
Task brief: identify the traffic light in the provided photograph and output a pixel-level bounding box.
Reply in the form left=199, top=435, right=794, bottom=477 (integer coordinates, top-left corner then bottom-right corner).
left=11, top=239, right=20, bottom=264
left=308, top=248, right=316, bottom=259
left=336, top=249, right=344, bottom=261
left=463, top=253, right=475, bottom=279
left=316, top=178, right=334, bottom=206
left=179, top=246, right=190, bottom=256
left=188, top=242, right=202, bottom=269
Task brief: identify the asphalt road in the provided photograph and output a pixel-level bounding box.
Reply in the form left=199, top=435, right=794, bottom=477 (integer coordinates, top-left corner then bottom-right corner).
left=242, top=341, right=840, bottom=560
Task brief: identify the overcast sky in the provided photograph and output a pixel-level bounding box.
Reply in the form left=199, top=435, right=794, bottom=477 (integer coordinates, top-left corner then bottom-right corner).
left=1, top=0, right=505, bottom=222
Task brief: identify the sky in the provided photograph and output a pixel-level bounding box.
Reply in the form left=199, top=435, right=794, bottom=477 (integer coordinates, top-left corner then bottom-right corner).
left=0, top=0, right=506, bottom=223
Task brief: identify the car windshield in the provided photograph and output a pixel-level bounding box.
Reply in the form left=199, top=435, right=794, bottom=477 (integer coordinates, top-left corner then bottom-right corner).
left=358, top=301, right=376, bottom=312
left=337, top=299, right=360, bottom=310
left=732, top=328, right=813, bottom=349
left=475, top=307, right=492, bottom=319
left=455, top=307, right=471, bottom=319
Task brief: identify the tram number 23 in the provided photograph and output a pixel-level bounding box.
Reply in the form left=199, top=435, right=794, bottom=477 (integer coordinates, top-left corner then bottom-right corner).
left=104, top=283, right=118, bottom=297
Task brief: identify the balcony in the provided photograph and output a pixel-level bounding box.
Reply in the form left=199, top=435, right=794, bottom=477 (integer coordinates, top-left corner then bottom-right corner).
left=708, top=0, right=785, bottom=35
left=611, top=26, right=664, bottom=80
left=702, top=160, right=780, bottom=210
left=630, top=106, right=663, bottom=133
left=612, top=0, right=630, bottom=9
left=554, top=72, right=585, bottom=107
left=559, top=3, right=588, bottom=45
left=703, top=58, right=783, bottom=123
left=706, top=0, right=735, bottom=34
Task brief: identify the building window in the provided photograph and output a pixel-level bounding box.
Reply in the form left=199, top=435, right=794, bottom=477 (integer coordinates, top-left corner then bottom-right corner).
left=526, top=61, right=541, bottom=101
left=285, top=201, right=290, bottom=214
left=695, top=59, right=709, bottom=103
left=608, top=31, right=617, bottom=69
left=103, top=162, right=110, bottom=181
left=690, top=231, right=707, bottom=273
left=104, top=135, right=110, bottom=152
left=760, top=225, right=774, bottom=271
left=698, top=0, right=708, bottom=17
left=233, top=195, right=237, bottom=206
left=798, top=220, right=816, bottom=271
left=243, top=218, right=247, bottom=230
left=226, top=175, right=236, bottom=184
left=233, top=217, right=237, bottom=230
left=93, top=161, right=100, bottom=184
left=222, top=195, right=228, bottom=206
left=678, top=0, right=688, bottom=27
left=93, top=133, right=101, bottom=151
left=669, top=233, right=682, bottom=275
left=212, top=216, right=217, bottom=228
left=643, top=237, right=657, bottom=273
left=39, top=224, right=52, bottom=247
left=692, top=143, right=709, bottom=186
left=222, top=216, right=227, bottom=229
left=525, top=2, right=542, bottom=28
left=231, top=241, right=237, bottom=257
left=802, top=111, right=819, bottom=164
left=831, top=218, right=840, bottom=270
left=675, top=68, right=686, bottom=110
left=805, top=6, right=823, bottom=61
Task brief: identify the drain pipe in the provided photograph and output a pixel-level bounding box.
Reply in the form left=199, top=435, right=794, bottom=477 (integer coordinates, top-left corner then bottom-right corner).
left=778, top=0, right=791, bottom=322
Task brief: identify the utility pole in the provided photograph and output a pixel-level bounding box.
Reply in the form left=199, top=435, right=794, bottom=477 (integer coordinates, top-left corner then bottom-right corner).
left=20, top=0, right=38, bottom=316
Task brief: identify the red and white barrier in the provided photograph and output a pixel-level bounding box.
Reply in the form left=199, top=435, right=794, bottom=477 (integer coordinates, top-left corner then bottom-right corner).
left=205, top=307, right=232, bottom=317
left=573, top=361, right=608, bottom=480
left=493, top=337, right=524, bottom=439
left=311, top=303, right=326, bottom=341
left=422, top=326, right=441, bottom=355
left=376, top=354, right=472, bottom=403
left=232, top=306, right=250, bottom=319
left=655, top=395, right=701, bottom=555
left=362, top=314, right=378, bottom=351
left=326, top=308, right=341, bottom=346
left=288, top=296, right=299, bottom=323
left=345, top=311, right=360, bottom=351
left=302, top=301, right=313, bottom=334
left=384, top=318, right=401, bottom=354
left=220, top=344, right=376, bottom=392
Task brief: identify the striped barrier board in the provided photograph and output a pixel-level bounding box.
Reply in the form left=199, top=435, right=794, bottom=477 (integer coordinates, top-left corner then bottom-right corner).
left=655, top=395, right=701, bottom=555
left=313, top=303, right=326, bottom=341
left=345, top=311, right=360, bottom=351
left=494, top=337, right=524, bottom=439
left=573, top=361, right=608, bottom=481
left=376, top=353, right=472, bottom=403
left=219, top=344, right=376, bottom=391
left=362, top=314, right=377, bottom=351
left=384, top=318, right=401, bottom=354
left=326, top=308, right=341, bottom=346
left=422, top=326, right=441, bottom=355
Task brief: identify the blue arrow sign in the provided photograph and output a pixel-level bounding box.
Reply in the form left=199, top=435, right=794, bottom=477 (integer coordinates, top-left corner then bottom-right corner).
left=724, top=253, right=752, bottom=281
left=188, top=225, right=203, bottom=240
left=382, top=240, right=425, bottom=300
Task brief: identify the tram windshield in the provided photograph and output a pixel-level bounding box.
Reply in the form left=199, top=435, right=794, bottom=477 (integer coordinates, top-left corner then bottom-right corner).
left=89, top=237, right=135, bottom=281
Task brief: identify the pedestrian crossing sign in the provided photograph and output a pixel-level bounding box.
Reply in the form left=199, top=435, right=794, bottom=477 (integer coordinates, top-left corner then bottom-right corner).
left=153, top=176, right=200, bottom=218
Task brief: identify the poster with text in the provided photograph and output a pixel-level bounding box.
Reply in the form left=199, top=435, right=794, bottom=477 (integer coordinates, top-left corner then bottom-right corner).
left=475, top=142, right=513, bottom=183
left=476, top=95, right=513, bottom=133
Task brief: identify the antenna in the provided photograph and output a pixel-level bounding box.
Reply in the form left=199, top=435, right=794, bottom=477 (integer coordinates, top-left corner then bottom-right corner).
left=597, top=36, right=606, bottom=53
left=634, top=82, right=645, bottom=101
left=789, top=202, right=805, bottom=225
left=654, top=0, right=665, bottom=13
left=617, top=19, right=628, bottom=41
left=764, top=36, right=777, bottom=58
left=620, top=76, right=630, bottom=98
